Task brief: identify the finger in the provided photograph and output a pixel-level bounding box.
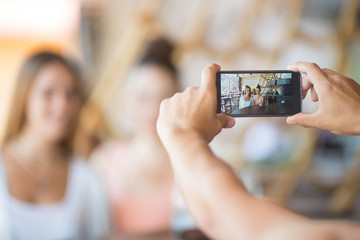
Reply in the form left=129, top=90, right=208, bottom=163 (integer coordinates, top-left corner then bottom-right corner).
left=216, top=114, right=235, bottom=128
left=184, top=86, right=199, bottom=93
left=287, top=112, right=319, bottom=128
left=311, top=87, right=319, bottom=102
left=300, top=74, right=312, bottom=99
left=288, top=62, right=327, bottom=89
left=201, top=63, right=221, bottom=92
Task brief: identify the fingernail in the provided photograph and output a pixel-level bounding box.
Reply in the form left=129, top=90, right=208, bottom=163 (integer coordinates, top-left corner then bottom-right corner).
left=287, top=117, right=296, bottom=125
left=226, top=118, right=235, bottom=128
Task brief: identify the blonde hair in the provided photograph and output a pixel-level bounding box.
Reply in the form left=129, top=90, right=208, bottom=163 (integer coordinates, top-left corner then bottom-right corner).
left=3, top=51, right=83, bottom=151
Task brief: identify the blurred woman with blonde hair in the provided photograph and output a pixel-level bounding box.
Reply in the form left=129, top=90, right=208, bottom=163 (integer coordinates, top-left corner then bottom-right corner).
left=239, top=85, right=254, bottom=108
left=0, top=51, right=109, bottom=240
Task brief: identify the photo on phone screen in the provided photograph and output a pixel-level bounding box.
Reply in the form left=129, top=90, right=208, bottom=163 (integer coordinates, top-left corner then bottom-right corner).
left=216, top=71, right=302, bottom=117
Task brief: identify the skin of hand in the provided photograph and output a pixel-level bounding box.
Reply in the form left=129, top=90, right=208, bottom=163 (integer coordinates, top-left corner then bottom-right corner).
left=287, top=62, right=360, bottom=135
left=157, top=63, right=235, bottom=145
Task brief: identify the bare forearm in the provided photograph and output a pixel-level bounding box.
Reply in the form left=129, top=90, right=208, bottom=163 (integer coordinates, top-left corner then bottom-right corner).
left=166, top=133, right=360, bottom=240
left=164, top=131, right=312, bottom=239
left=166, top=131, right=245, bottom=190
left=164, top=131, right=260, bottom=238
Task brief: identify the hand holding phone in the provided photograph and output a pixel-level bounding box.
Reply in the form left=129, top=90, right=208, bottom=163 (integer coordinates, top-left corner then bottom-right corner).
left=158, top=64, right=234, bottom=145
left=216, top=70, right=302, bottom=117
left=287, top=62, right=360, bottom=135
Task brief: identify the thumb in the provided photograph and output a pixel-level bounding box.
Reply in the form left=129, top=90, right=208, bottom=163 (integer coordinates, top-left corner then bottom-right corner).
left=217, top=114, right=235, bottom=128
left=287, top=112, right=318, bottom=128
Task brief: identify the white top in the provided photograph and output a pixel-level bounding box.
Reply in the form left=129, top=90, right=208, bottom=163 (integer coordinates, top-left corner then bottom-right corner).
left=0, top=155, right=110, bottom=240
left=239, top=96, right=254, bottom=109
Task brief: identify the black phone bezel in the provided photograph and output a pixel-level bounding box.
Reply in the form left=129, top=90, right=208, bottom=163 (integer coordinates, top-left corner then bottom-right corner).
left=216, top=70, right=302, bottom=117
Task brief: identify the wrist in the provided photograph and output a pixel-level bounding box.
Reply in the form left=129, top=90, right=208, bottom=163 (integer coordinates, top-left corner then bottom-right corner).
left=161, top=127, right=204, bottom=148
left=159, top=126, right=211, bottom=157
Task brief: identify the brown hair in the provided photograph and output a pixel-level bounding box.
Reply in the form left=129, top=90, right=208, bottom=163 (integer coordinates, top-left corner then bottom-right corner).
left=256, top=84, right=261, bottom=91
left=3, top=51, right=83, bottom=151
left=138, top=38, right=177, bottom=81
left=245, top=85, right=252, bottom=96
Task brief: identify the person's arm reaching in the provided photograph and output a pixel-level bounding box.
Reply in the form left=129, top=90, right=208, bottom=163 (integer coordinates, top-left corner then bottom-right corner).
left=157, top=63, right=360, bottom=240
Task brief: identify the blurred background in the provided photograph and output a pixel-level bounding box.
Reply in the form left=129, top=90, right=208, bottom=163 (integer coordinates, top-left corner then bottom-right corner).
left=0, top=0, right=360, bottom=233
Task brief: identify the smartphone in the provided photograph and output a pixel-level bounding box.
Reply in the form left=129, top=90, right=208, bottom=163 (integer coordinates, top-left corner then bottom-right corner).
left=216, top=70, right=302, bottom=117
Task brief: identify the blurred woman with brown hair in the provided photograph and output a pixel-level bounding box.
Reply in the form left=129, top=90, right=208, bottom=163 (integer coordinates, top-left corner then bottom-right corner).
left=91, top=38, right=178, bottom=235
left=254, top=84, right=264, bottom=106
left=0, top=51, right=109, bottom=240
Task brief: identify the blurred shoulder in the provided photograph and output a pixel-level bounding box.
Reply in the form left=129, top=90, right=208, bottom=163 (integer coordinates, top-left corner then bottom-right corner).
left=71, top=156, right=110, bottom=237
left=91, top=140, right=130, bottom=160
left=71, top=156, right=106, bottom=196
left=71, top=156, right=100, bottom=182
left=89, top=140, right=130, bottom=165
left=89, top=140, right=130, bottom=167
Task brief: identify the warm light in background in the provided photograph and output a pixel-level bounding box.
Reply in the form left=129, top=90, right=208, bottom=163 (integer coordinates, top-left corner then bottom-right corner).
left=0, top=0, right=80, bottom=39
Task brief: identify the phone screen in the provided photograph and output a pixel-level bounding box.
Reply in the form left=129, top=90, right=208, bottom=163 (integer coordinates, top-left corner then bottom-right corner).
left=216, top=71, right=302, bottom=117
